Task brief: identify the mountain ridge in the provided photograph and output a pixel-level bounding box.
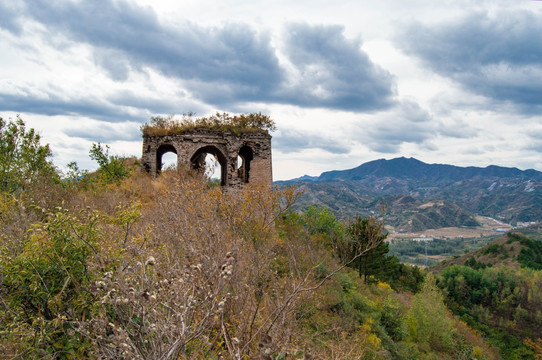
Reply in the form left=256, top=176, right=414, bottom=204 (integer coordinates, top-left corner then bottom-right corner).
left=316, top=157, right=542, bottom=182
left=278, top=157, right=542, bottom=229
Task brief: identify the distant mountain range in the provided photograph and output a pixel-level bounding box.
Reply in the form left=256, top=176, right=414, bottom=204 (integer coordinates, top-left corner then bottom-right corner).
left=277, top=157, right=542, bottom=232
left=299, top=157, right=542, bottom=183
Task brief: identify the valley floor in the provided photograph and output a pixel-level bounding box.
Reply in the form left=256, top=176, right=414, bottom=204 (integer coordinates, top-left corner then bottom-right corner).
left=386, top=215, right=513, bottom=241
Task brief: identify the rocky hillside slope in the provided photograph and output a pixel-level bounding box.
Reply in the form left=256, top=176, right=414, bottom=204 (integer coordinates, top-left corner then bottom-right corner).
left=277, top=157, right=542, bottom=230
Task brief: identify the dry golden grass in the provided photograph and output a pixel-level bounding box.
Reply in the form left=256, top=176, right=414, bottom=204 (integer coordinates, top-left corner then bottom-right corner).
left=0, top=167, right=503, bottom=359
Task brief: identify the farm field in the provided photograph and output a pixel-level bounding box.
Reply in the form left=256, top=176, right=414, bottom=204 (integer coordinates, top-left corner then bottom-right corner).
left=386, top=216, right=512, bottom=241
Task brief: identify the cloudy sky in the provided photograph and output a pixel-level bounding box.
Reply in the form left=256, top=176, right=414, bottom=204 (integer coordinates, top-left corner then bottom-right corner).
left=1, top=0, right=542, bottom=180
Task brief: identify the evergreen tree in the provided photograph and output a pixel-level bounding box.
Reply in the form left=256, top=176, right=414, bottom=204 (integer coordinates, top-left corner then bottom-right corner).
left=347, top=216, right=388, bottom=283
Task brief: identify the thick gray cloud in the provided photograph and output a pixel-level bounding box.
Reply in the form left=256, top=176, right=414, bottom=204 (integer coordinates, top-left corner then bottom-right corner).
left=398, top=10, right=542, bottom=112
left=63, top=121, right=141, bottom=142
left=93, top=48, right=132, bottom=82
left=0, top=90, right=136, bottom=121
left=2, top=0, right=396, bottom=114
left=108, top=90, right=207, bottom=116
left=362, top=101, right=435, bottom=153
left=525, top=142, right=542, bottom=153
left=522, top=127, right=542, bottom=153
left=273, top=101, right=433, bottom=155
left=21, top=0, right=283, bottom=103
left=278, top=23, right=396, bottom=111
left=437, top=119, right=478, bottom=139
left=0, top=2, right=24, bottom=34
left=0, top=82, right=205, bottom=122
left=274, top=129, right=351, bottom=154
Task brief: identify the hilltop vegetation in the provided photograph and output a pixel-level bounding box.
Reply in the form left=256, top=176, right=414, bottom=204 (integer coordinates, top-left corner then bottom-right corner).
left=141, top=112, right=276, bottom=137
left=0, top=116, right=509, bottom=359
left=389, top=235, right=499, bottom=267
left=430, top=232, right=542, bottom=358
left=434, top=231, right=542, bottom=272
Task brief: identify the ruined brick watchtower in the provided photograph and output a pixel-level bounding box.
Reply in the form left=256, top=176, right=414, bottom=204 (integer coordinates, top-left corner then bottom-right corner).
left=141, top=125, right=273, bottom=188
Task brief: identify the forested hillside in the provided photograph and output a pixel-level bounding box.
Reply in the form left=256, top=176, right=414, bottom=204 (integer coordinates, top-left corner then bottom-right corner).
left=0, top=117, right=513, bottom=359
left=433, top=232, right=542, bottom=358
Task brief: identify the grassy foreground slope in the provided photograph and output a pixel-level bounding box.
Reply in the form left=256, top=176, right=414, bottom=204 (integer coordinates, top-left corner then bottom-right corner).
left=0, top=169, right=500, bottom=359
left=0, top=117, right=503, bottom=359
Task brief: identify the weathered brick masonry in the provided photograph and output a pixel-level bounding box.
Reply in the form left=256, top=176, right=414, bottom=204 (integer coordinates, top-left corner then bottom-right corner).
left=141, top=129, right=272, bottom=188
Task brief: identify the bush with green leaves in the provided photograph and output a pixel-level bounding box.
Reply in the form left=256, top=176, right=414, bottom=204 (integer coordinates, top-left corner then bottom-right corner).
left=513, top=233, right=542, bottom=270
left=0, top=208, right=101, bottom=358
left=89, top=143, right=132, bottom=184
left=406, top=273, right=457, bottom=355
left=0, top=116, right=57, bottom=193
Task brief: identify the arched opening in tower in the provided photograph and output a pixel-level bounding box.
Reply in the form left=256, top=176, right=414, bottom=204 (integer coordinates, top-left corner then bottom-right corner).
left=190, top=145, right=227, bottom=186
left=156, top=144, right=177, bottom=173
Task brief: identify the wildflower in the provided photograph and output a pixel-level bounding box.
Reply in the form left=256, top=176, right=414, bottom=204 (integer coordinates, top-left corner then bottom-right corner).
left=145, top=256, right=156, bottom=266
left=221, top=263, right=234, bottom=279
left=191, top=263, right=202, bottom=271
left=217, top=301, right=225, bottom=313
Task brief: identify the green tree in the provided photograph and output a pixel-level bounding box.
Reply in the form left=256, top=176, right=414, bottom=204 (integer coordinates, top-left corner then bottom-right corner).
left=347, top=216, right=388, bottom=283
left=304, top=206, right=341, bottom=236
left=64, top=161, right=88, bottom=184
left=378, top=255, right=425, bottom=292
left=0, top=116, right=57, bottom=193
left=406, top=273, right=456, bottom=352
left=89, top=142, right=131, bottom=184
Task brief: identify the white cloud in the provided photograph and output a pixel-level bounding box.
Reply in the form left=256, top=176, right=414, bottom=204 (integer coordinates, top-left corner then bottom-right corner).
left=1, top=0, right=542, bottom=180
